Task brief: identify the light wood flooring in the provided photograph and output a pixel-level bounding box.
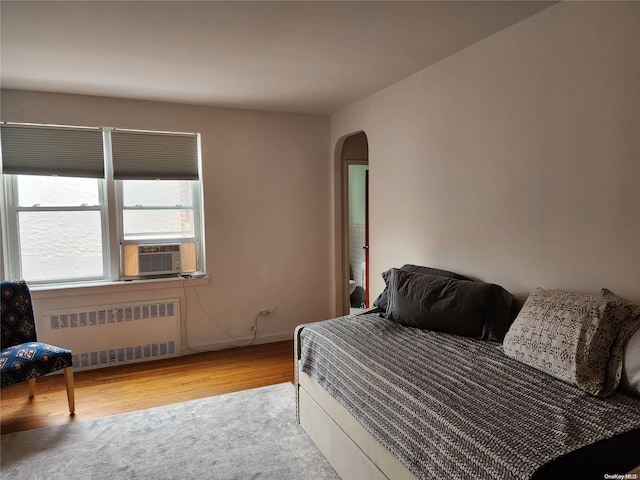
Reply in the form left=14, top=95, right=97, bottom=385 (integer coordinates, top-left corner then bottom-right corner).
left=1, top=340, right=293, bottom=434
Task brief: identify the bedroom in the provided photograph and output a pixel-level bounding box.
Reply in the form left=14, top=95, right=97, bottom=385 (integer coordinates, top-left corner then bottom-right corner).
left=1, top=1, right=639, bottom=477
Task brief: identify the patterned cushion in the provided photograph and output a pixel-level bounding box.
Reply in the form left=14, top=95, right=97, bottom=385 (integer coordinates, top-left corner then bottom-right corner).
left=1, top=280, right=37, bottom=348
left=1, top=342, right=73, bottom=387
left=2, top=281, right=74, bottom=389
left=503, top=288, right=636, bottom=397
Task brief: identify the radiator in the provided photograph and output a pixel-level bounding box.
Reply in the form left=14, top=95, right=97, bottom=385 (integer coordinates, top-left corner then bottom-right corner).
left=40, top=298, right=181, bottom=371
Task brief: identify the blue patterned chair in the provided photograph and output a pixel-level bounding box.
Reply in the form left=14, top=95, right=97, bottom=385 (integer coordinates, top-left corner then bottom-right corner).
left=1, top=280, right=75, bottom=415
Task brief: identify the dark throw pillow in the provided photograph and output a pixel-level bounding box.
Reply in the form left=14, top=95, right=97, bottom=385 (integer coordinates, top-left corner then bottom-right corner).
left=385, top=268, right=514, bottom=341
left=373, top=264, right=473, bottom=310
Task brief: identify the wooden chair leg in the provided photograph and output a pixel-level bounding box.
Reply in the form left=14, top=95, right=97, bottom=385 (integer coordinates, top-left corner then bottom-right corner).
left=28, top=377, right=36, bottom=398
left=64, top=367, right=75, bottom=416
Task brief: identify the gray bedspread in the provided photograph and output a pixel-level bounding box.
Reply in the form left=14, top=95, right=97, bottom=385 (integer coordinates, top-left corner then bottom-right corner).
left=298, top=314, right=640, bottom=479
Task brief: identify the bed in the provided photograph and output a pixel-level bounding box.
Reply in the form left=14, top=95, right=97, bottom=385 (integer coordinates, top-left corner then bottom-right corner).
left=294, top=267, right=640, bottom=479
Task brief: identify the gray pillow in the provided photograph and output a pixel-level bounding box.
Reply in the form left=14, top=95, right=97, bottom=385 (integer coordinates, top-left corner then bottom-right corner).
left=385, top=268, right=514, bottom=341
left=373, top=264, right=473, bottom=310
left=601, top=289, right=640, bottom=397
left=621, top=329, right=640, bottom=397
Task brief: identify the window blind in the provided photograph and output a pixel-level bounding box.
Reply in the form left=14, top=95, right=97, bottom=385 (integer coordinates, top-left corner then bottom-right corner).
left=111, top=130, right=199, bottom=180
left=1, top=124, right=105, bottom=178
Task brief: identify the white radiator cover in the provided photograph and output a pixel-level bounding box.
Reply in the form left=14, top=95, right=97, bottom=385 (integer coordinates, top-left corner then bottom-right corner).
left=40, top=298, right=181, bottom=371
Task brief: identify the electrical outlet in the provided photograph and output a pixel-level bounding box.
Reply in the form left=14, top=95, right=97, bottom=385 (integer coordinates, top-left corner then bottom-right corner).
left=259, top=308, right=275, bottom=316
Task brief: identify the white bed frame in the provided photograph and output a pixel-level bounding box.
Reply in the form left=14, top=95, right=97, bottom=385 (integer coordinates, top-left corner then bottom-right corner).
left=294, top=321, right=418, bottom=480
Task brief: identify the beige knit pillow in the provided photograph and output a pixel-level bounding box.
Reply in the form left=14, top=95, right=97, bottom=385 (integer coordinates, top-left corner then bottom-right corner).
left=503, top=288, right=633, bottom=397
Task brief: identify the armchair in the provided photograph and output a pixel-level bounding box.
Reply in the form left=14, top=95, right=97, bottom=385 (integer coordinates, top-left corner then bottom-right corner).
left=1, top=280, right=75, bottom=415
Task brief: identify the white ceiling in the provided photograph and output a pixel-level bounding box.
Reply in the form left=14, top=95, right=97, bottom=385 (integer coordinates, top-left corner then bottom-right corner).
left=0, top=1, right=554, bottom=116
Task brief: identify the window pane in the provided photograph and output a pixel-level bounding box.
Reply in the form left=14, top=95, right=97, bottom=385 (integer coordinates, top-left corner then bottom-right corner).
left=19, top=211, right=104, bottom=281
left=123, top=209, right=194, bottom=240
left=122, top=180, right=193, bottom=207
left=17, top=175, right=100, bottom=207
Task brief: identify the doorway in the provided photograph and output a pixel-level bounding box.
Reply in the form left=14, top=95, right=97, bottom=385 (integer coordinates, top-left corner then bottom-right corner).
left=338, top=132, right=369, bottom=315
left=347, top=162, right=369, bottom=313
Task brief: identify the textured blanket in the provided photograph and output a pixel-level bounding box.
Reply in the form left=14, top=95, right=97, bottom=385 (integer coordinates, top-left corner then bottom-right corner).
left=299, top=314, right=640, bottom=479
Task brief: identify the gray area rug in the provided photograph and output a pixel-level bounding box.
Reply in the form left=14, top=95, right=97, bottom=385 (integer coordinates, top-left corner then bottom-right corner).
left=1, top=382, right=339, bottom=480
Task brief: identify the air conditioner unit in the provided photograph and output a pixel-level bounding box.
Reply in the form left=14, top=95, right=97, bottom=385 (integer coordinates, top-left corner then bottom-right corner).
left=137, top=244, right=181, bottom=275
left=122, top=241, right=197, bottom=279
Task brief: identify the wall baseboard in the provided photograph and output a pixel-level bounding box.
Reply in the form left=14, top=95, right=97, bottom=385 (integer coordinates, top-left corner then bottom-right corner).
left=182, top=331, right=293, bottom=355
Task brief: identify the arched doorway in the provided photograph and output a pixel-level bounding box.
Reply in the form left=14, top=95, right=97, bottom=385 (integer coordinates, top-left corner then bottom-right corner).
left=334, top=131, right=369, bottom=316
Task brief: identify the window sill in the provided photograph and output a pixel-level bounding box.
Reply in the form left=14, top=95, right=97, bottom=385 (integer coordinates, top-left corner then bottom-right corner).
left=30, top=275, right=209, bottom=300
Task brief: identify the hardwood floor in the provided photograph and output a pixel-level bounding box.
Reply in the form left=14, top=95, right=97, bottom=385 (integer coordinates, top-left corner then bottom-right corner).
left=1, top=340, right=294, bottom=434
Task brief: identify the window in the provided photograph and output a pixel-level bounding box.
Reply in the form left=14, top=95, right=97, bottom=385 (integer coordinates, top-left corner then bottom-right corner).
left=1, top=123, right=205, bottom=285
left=121, top=180, right=195, bottom=241
left=10, top=175, right=105, bottom=282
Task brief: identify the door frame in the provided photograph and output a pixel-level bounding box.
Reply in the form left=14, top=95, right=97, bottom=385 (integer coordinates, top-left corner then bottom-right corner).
left=365, top=169, right=369, bottom=307
left=333, top=131, right=368, bottom=317
left=342, top=159, right=369, bottom=313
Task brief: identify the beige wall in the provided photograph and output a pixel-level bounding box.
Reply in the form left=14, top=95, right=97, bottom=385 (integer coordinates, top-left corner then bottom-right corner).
left=331, top=2, right=640, bottom=303
left=1, top=89, right=333, bottom=351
